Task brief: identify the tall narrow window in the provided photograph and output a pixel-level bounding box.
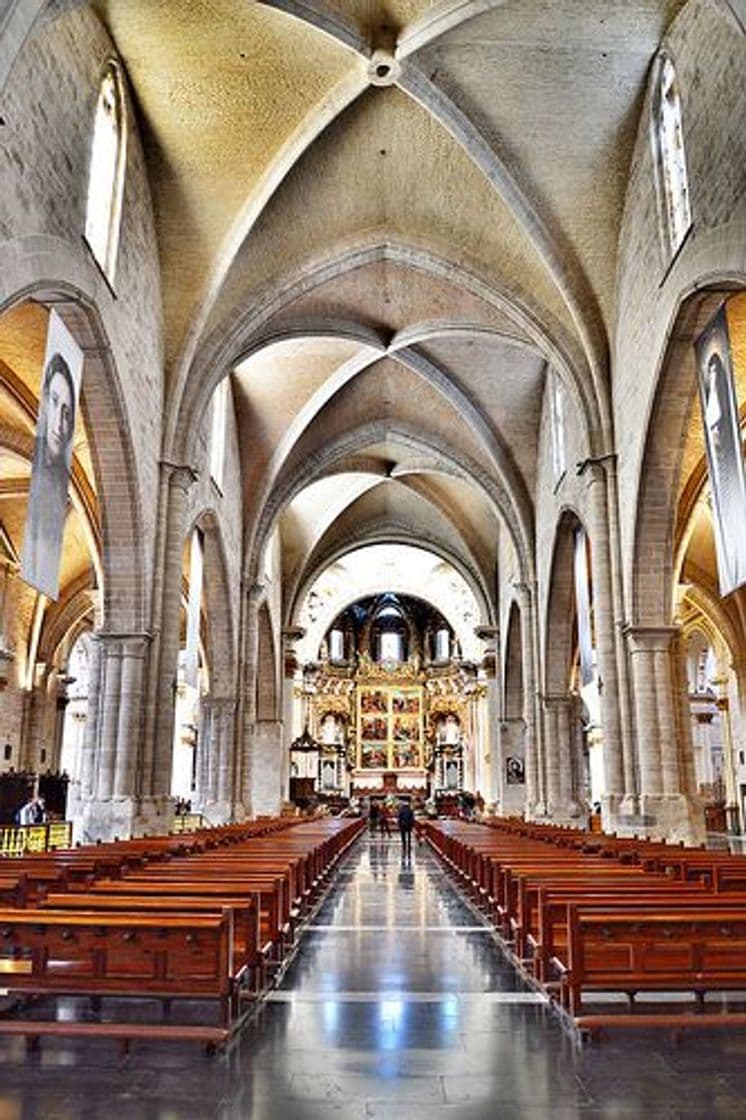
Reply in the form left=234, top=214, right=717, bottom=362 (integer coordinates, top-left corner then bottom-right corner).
left=329, top=628, right=344, bottom=662
left=210, top=378, right=229, bottom=490
left=435, top=627, right=450, bottom=662
left=85, top=62, right=126, bottom=283
left=550, top=372, right=566, bottom=482
left=655, top=57, right=691, bottom=258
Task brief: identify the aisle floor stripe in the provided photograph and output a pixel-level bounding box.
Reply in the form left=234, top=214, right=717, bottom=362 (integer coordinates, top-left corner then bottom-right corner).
left=266, top=991, right=546, bottom=1004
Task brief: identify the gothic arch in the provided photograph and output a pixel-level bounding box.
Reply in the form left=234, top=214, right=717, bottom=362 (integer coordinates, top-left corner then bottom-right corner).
left=256, top=602, right=279, bottom=723
left=504, top=600, right=524, bottom=721
left=544, top=508, right=586, bottom=696
left=631, top=276, right=746, bottom=627
left=0, top=274, right=147, bottom=634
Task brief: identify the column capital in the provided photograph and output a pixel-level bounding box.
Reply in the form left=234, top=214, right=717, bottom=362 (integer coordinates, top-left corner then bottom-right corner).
left=511, top=580, right=535, bottom=608
left=161, top=461, right=199, bottom=493
left=540, top=692, right=575, bottom=711
left=282, top=626, right=305, bottom=646
left=93, top=631, right=151, bottom=656
left=624, top=624, right=679, bottom=653
left=475, top=625, right=499, bottom=643
left=246, top=581, right=266, bottom=605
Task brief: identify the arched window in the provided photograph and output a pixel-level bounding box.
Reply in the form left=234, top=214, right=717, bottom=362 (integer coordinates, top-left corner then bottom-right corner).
left=435, top=627, right=450, bottom=662
left=654, top=56, right=691, bottom=258
left=550, top=372, right=566, bottom=482
left=85, top=61, right=126, bottom=283
left=209, top=378, right=229, bottom=490
left=328, top=628, right=344, bottom=662
left=372, top=604, right=407, bottom=663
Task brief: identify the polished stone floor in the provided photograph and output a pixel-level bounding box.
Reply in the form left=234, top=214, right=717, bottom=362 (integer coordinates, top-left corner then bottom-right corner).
left=2, top=835, right=746, bottom=1118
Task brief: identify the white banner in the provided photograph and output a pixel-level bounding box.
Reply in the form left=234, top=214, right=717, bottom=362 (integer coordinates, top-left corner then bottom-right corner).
left=21, top=311, right=84, bottom=600
left=695, top=304, right=746, bottom=597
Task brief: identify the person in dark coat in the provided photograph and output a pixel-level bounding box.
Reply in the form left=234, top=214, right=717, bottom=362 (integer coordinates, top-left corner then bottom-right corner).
left=397, top=799, right=415, bottom=855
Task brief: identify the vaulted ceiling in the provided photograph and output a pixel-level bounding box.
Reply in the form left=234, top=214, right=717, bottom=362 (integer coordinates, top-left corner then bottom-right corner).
left=89, top=0, right=687, bottom=614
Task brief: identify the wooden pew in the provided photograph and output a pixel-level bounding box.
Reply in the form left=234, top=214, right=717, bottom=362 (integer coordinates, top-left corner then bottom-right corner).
left=0, top=907, right=238, bottom=1049
left=560, top=906, right=746, bottom=1024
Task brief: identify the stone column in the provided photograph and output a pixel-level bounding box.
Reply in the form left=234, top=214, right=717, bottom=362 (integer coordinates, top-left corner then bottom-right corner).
left=113, top=637, right=149, bottom=798
left=579, top=461, right=625, bottom=825
left=239, top=583, right=265, bottom=817
left=148, top=465, right=198, bottom=802
left=52, top=673, right=72, bottom=772
left=543, top=694, right=583, bottom=823
left=215, top=697, right=235, bottom=820
left=476, top=625, right=500, bottom=805
left=499, top=716, right=526, bottom=814
left=712, top=678, right=739, bottom=831
left=194, top=698, right=214, bottom=809
left=625, top=626, right=704, bottom=844
left=281, top=628, right=305, bottom=803
left=515, top=583, right=541, bottom=816
left=74, top=633, right=150, bottom=843
left=79, top=635, right=104, bottom=801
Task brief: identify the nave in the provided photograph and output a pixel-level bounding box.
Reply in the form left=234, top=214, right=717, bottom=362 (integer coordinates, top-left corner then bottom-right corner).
left=3, top=834, right=746, bottom=1120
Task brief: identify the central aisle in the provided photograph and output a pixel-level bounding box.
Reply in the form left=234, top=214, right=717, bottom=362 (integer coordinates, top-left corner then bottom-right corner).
left=227, top=836, right=746, bottom=1119
left=229, top=834, right=583, bottom=1118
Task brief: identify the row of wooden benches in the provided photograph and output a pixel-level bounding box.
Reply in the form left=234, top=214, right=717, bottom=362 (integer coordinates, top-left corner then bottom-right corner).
left=0, top=815, right=365, bottom=1052
left=423, top=817, right=746, bottom=1037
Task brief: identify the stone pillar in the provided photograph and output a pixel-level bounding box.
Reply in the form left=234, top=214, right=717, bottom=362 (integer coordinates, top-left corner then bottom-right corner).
left=239, top=583, right=265, bottom=817
left=52, top=673, right=72, bottom=772
left=216, top=697, right=235, bottom=819
left=625, top=626, right=704, bottom=844
left=194, top=698, right=214, bottom=808
left=249, top=720, right=284, bottom=816
left=281, top=627, right=305, bottom=803
left=74, top=633, right=151, bottom=843
left=79, top=636, right=104, bottom=801
left=148, top=465, right=198, bottom=802
left=515, top=583, right=541, bottom=816
left=476, top=625, right=500, bottom=805
left=499, top=716, right=526, bottom=814
left=543, top=694, right=583, bottom=823
left=113, top=637, right=149, bottom=798
left=19, top=664, right=51, bottom=773
left=712, top=677, right=739, bottom=831
left=579, top=461, right=625, bottom=827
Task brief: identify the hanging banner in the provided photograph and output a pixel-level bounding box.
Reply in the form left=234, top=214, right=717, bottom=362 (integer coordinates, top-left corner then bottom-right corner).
left=573, top=526, right=594, bottom=687
left=184, top=528, right=203, bottom=689
left=21, top=311, right=83, bottom=600
left=695, top=304, right=746, bottom=596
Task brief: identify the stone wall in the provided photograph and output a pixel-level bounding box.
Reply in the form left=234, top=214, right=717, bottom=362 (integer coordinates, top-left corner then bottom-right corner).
left=615, top=0, right=746, bottom=622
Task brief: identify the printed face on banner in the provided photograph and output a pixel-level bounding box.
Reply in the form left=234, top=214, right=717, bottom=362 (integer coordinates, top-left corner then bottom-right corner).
left=695, top=305, right=746, bottom=597
left=21, top=311, right=84, bottom=601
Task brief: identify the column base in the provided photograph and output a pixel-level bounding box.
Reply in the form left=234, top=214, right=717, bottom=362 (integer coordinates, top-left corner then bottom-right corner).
left=500, top=786, right=528, bottom=817
left=545, top=799, right=589, bottom=827
left=599, top=792, right=631, bottom=834
left=525, top=799, right=547, bottom=820
left=615, top=794, right=706, bottom=846
left=198, top=799, right=234, bottom=826
left=73, top=795, right=175, bottom=844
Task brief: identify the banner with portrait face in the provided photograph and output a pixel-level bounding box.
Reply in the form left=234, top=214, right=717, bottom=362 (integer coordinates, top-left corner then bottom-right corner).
left=21, top=311, right=83, bottom=601
left=695, top=304, right=746, bottom=597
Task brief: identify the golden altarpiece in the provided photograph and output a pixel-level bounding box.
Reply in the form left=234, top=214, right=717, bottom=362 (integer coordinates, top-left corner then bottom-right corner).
left=293, top=594, right=482, bottom=800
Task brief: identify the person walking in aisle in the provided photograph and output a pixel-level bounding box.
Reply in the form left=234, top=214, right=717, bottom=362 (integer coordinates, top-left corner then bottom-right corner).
left=397, top=798, right=415, bottom=856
